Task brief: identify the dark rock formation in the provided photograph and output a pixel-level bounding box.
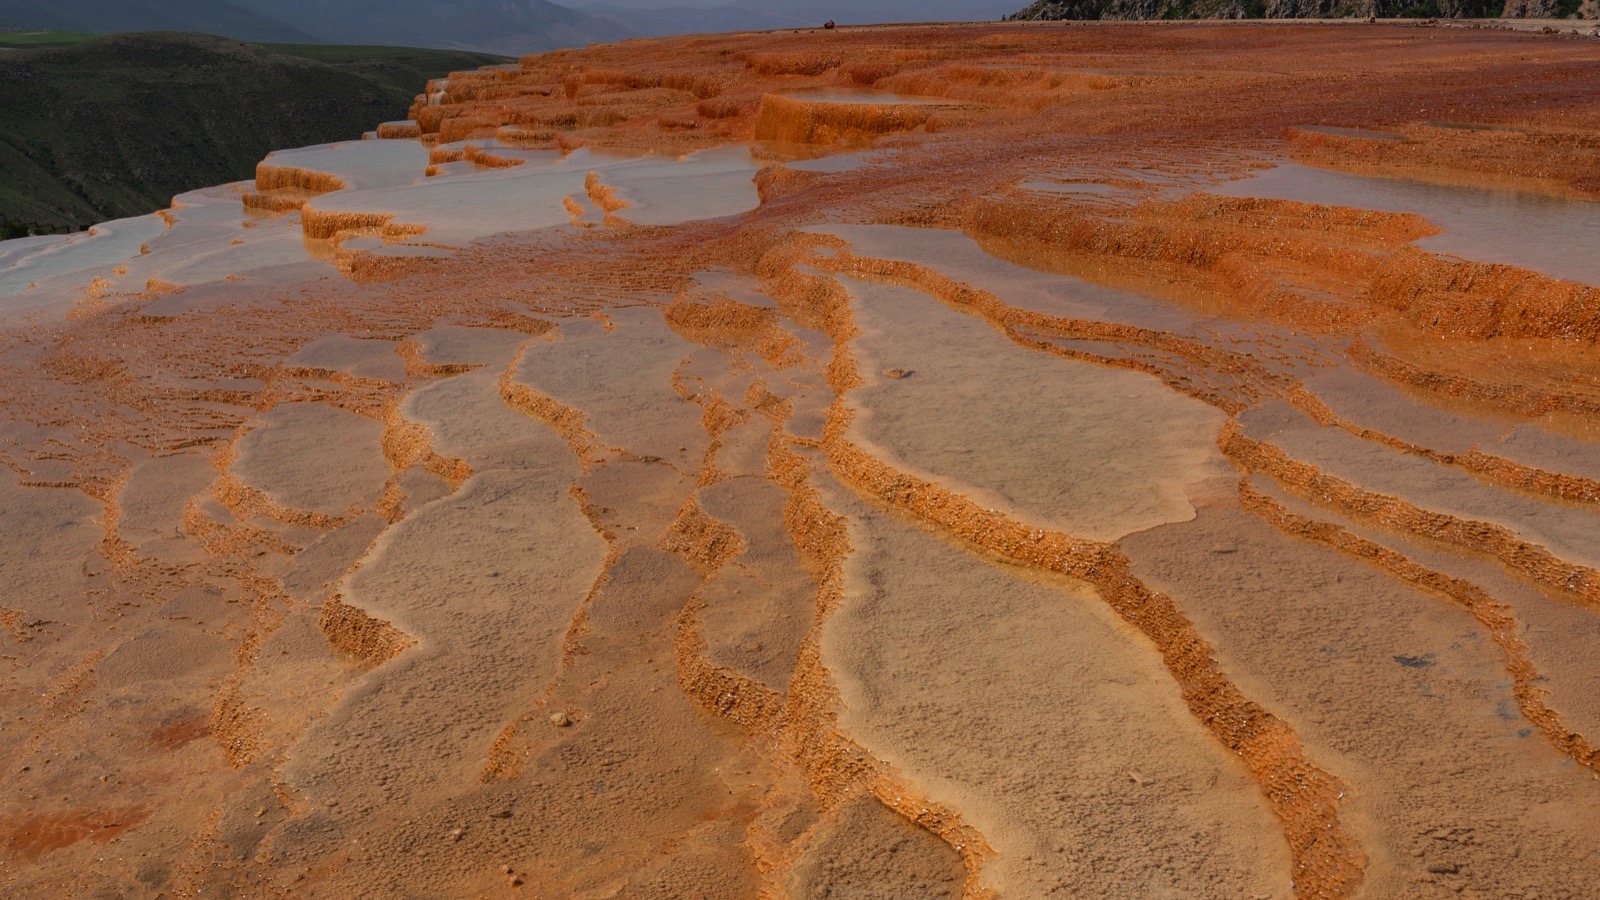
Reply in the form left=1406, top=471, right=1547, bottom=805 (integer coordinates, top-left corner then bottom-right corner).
left=1007, top=0, right=1576, bottom=18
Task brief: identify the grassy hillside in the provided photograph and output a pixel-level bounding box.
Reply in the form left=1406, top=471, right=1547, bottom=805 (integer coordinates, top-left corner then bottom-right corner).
left=0, top=32, right=505, bottom=236
left=0, top=32, right=102, bottom=48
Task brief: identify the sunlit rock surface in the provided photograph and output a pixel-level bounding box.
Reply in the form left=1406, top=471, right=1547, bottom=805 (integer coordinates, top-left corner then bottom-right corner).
left=3, top=20, right=1600, bottom=900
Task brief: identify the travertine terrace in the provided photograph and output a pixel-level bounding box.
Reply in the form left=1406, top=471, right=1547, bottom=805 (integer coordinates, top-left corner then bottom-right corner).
left=3, top=20, right=1600, bottom=900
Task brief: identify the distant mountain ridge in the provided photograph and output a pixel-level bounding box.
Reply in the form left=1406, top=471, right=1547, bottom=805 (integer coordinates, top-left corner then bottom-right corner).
left=1006, top=0, right=1589, bottom=18
left=553, top=0, right=1022, bottom=38
left=227, top=0, right=632, bottom=54
left=0, top=0, right=316, bottom=42
left=2, top=0, right=1035, bottom=53
left=0, top=0, right=629, bottom=54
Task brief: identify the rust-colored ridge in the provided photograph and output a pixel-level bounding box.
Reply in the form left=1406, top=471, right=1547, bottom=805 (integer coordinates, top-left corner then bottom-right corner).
left=300, top=206, right=427, bottom=244
left=583, top=172, right=632, bottom=228
left=181, top=496, right=298, bottom=559
left=759, top=236, right=1366, bottom=899
left=1286, top=123, right=1600, bottom=202
left=209, top=438, right=355, bottom=531
left=211, top=674, right=263, bottom=768
left=319, top=593, right=415, bottom=667
left=1239, top=478, right=1600, bottom=773
left=496, top=343, right=606, bottom=469
left=817, top=247, right=1269, bottom=414
left=1284, top=385, right=1600, bottom=507
left=380, top=400, right=474, bottom=489
left=661, top=495, right=747, bottom=575
left=753, top=93, right=939, bottom=146
left=821, top=428, right=1367, bottom=898
left=652, top=305, right=1000, bottom=896
left=375, top=121, right=421, bottom=140
left=664, top=291, right=805, bottom=371
left=1349, top=337, right=1600, bottom=421
left=827, top=244, right=1600, bottom=516
left=967, top=187, right=1600, bottom=349
left=395, top=338, right=479, bottom=379
left=1220, top=420, right=1600, bottom=610
left=242, top=164, right=348, bottom=214
left=767, top=434, right=999, bottom=900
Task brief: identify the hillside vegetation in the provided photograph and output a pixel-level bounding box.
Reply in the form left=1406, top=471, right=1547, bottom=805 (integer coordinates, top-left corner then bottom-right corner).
left=0, top=32, right=504, bottom=236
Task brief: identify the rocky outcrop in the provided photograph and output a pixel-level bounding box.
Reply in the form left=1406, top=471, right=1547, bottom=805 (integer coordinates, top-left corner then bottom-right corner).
left=1009, top=0, right=1263, bottom=17
left=1503, top=0, right=1594, bottom=14
left=1009, top=0, right=1554, bottom=18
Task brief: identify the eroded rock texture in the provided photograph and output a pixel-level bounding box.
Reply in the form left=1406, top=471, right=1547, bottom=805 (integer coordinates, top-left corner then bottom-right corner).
left=3, top=20, right=1600, bottom=900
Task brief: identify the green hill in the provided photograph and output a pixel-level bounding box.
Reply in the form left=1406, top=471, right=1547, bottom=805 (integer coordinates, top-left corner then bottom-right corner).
left=0, top=32, right=506, bottom=237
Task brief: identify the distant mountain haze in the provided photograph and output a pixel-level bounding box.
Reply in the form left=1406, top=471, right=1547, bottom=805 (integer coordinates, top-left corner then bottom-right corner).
left=551, top=0, right=806, bottom=37
left=551, top=0, right=1022, bottom=37
left=226, top=0, right=631, bottom=54
left=0, top=0, right=629, bottom=54
left=2, top=0, right=1026, bottom=52
left=0, top=0, right=317, bottom=42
